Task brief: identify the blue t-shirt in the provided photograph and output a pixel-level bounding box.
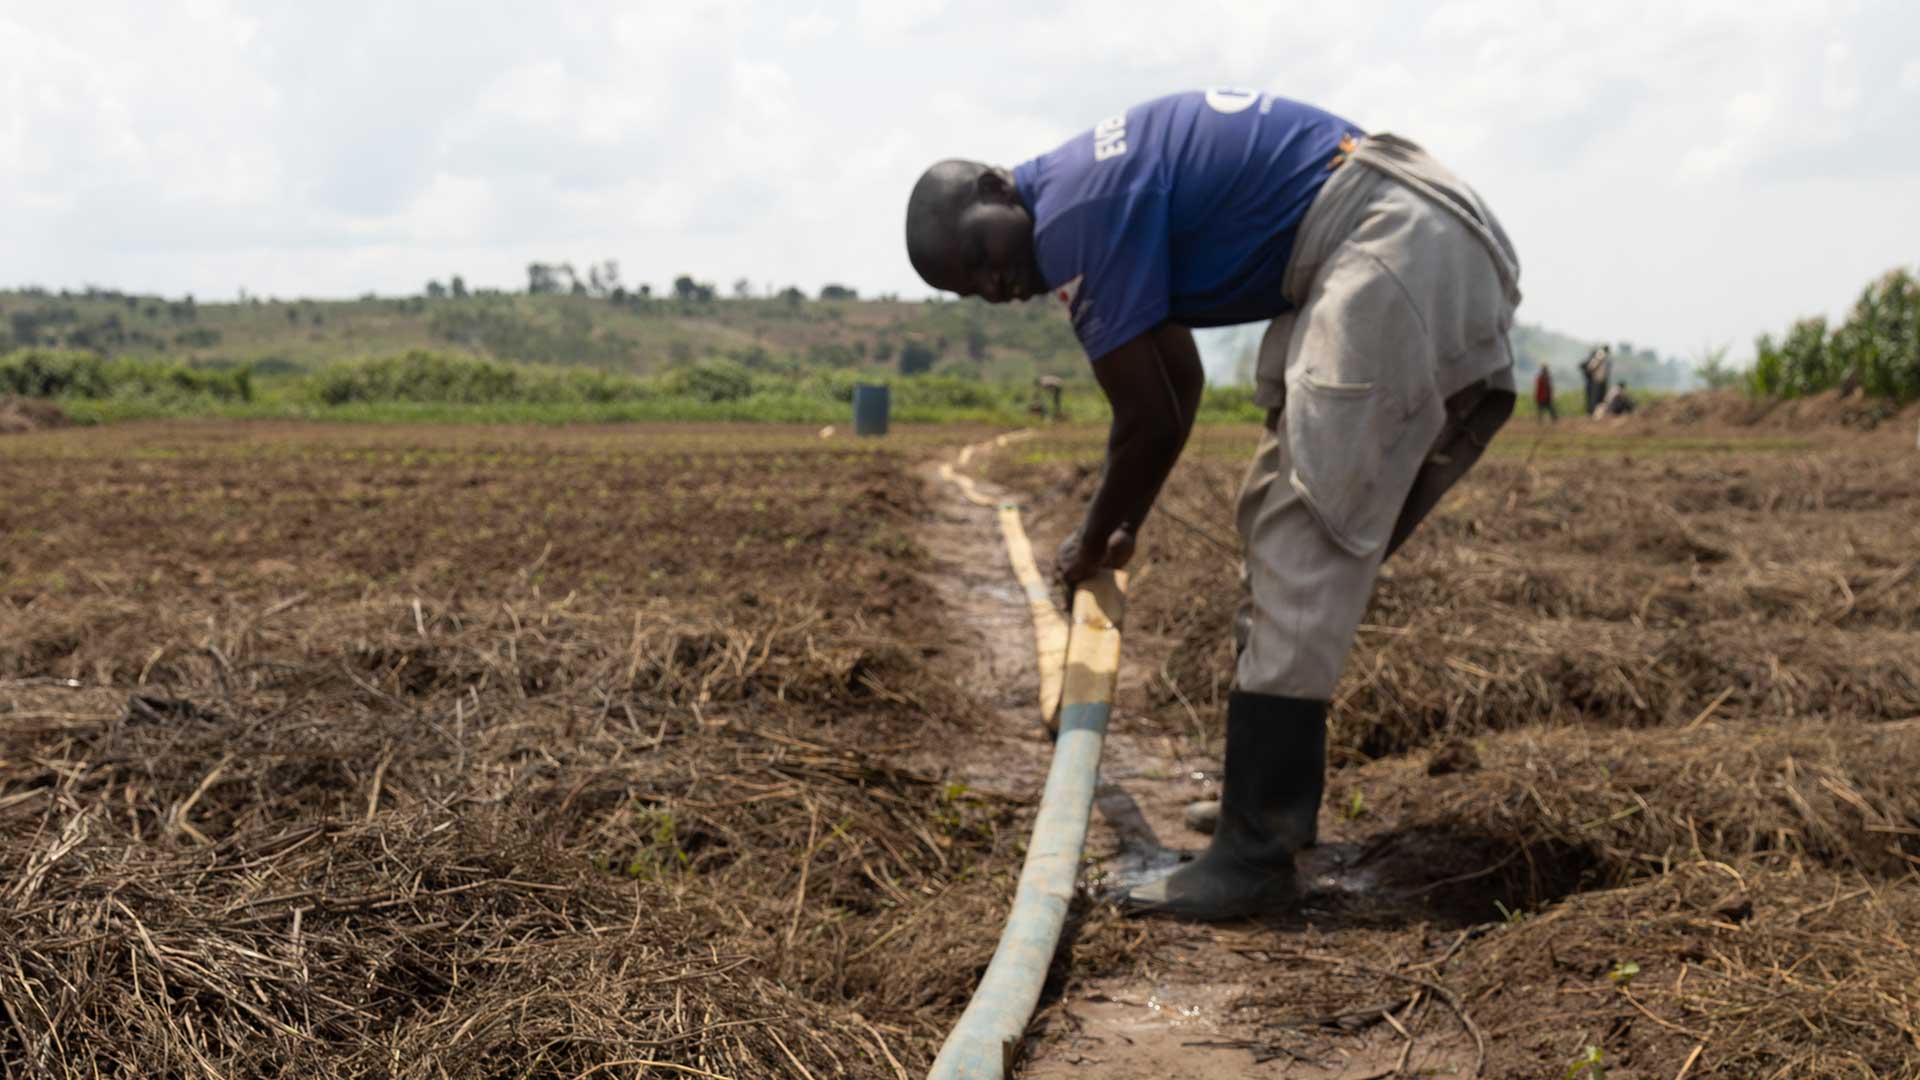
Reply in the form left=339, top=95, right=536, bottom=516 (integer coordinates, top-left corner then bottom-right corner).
left=1012, top=90, right=1362, bottom=361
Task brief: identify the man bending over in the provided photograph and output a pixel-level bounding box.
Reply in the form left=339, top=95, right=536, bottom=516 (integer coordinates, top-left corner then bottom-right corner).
left=905, top=89, right=1520, bottom=919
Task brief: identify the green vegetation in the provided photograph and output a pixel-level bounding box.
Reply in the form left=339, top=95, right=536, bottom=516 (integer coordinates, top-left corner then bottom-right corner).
left=0, top=283, right=1117, bottom=424
left=301, top=348, right=1080, bottom=423
left=1565, top=1045, right=1607, bottom=1080
left=4, top=345, right=1269, bottom=426
left=1750, top=266, right=1920, bottom=403
left=1, top=348, right=251, bottom=403
left=0, top=279, right=1711, bottom=426
left=0, top=284, right=1086, bottom=385
left=312, top=349, right=648, bottom=406
left=1493, top=899, right=1533, bottom=925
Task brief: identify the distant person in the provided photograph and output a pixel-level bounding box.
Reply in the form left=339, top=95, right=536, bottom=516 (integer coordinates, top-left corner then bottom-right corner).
left=1533, top=365, right=1557, bottom=422
left=1581, top=345, right=1612, bottom=414
left=906, top=89, right=1520, bottom=919
left=1034, top=374, right=1065, bottom=421
left=1596, top=380, right=1635, bottom=417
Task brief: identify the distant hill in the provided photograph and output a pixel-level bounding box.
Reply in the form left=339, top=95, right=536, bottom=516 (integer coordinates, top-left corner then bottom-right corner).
left=1197, top=320, right=1697, bottom=391
left=0, top=286, right=1085, bottom=384
left=1510, top=324, right=1696, bottom=392
left=0, top=285, right=1695, bottom=390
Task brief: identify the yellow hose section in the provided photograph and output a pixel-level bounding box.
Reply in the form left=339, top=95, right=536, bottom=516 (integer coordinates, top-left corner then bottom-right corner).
left=938, top=431, right=1072, bottom=726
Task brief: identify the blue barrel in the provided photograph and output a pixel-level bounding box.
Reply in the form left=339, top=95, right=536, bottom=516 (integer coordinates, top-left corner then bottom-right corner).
left=852, top=383, right=890, bottom=436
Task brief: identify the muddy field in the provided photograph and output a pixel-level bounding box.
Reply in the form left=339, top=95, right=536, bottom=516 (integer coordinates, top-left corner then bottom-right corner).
left=3, top=413, right=1918, bottom=1078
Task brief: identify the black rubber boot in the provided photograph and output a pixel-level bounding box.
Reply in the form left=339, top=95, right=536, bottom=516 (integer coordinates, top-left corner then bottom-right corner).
left=1122, top=692, right=1326, bottom=920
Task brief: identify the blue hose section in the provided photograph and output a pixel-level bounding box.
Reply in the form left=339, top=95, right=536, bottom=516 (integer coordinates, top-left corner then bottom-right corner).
left=926, top=700, right=1109, bottom=1079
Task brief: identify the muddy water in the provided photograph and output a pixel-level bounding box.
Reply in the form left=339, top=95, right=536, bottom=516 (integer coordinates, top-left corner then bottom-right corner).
left=909, top=457, right=1056, bottom=798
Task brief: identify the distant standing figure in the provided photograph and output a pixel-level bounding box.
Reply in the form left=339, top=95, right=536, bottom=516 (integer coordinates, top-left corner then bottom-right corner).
left=1034, top=374, right=1065, bottom=421
left=1581, top=346, right=1612, bottom=414
left=1533, top=365, right=1556, bottom=422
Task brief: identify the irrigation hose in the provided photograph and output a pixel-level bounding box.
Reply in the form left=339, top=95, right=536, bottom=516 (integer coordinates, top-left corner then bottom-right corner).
left=928, top=435, right=1127, bottom=1080
left=938, top=432, right=1072, bottom=727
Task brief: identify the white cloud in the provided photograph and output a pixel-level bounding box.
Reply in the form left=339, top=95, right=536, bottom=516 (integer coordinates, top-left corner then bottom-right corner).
left=854, top=0, right=947, bottom=41
left=786, top=10, right=839, bottom=40
left=400, top=174, right=501, bottom=243
left=1822, top=40, right=1862, bottom=111
left=1678, top=90, right=1779, bottom=182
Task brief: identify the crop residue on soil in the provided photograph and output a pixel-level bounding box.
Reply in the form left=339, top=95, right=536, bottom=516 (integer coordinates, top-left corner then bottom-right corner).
left=0, top=396, right=68, bottom=434
left=2, top=413, right=1916, bottom=1078
left=1, top=421, right=1018, bottom=1076
left=989, top=418, right=1920, bottom=1079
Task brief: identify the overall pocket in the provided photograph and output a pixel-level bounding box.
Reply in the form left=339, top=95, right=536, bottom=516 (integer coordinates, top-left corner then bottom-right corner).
left=1285, top=373, right=1441, bottom=558
left=1279, top=234, right=1448, bottom=557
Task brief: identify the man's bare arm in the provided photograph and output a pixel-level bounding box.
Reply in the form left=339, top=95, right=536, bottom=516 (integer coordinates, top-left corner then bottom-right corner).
left=1056, top=323, right=1204, bottom=583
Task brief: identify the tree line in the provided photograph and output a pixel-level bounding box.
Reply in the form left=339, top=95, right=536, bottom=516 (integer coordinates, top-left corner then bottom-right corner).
left=1747, top=266, right=1920, bottom=403
left=501, top=261, right=865, bottom=307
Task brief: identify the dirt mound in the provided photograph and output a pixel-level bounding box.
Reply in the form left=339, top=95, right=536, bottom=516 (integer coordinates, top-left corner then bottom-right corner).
left=0, top=396, right=69, bottom=434
left=1635, top=388, right=1778, bottom=426
left=1348, top=720, right=1920, bottom=888
left=1230, top=859, right=1920, bottom=1078
left=1637, top=387, right=1919, bottom=433
left=1448, top=860, right=1920, bottom=1078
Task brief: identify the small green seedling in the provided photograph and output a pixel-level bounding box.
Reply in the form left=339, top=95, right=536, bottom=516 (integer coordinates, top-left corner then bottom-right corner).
left=621, top=807, right=688, bottom=878
left=933, top=782, right=974, bottom=832
left=1565, top=1045, right=1606, bottom=1080
left=1493, top=899, right=1531, bottom=925
left=1607, top=960, right=1640, bottom=986
left=1343, top=789, right=1366, bottom=820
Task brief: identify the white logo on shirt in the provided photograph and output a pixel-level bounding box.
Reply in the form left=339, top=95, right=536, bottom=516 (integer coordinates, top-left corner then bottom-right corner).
left=1055, top=274, right=1084, bottom=307
left=1093, top=114, right=1127, bottom=161
left=1205, top=88, right=1261, bottom=114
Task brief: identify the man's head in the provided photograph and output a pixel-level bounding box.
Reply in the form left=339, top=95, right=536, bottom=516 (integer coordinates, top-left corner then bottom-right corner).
left=905, top=159, right=1047, bottom=303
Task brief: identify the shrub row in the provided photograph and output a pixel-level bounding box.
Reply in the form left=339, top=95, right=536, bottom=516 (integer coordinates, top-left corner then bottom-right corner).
left=309, top=350, right=1027, bottom=410
left=0, top=349, right=252, bottom=402
left=3, top=346, right=1267, bottom=423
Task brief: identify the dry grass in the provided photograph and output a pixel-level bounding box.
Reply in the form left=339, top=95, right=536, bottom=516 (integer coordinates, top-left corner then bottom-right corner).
left=7, top=411, right=1916, bottom=1077
left=0, top=396, right=69, bottom=434
left=0, top=422, right=1015, bottom=1078
left=987, top=416, right=1920, bottom=1075
left=1344, top=720, right=1920, bottom=895
left=1227, top=859, right=1920, bottom=1079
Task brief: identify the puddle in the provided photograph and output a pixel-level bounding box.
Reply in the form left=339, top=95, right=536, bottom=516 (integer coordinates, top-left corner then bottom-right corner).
left=1090, top=838, right=1389, bottom=910
left=1098, top=843, right=1189, bottom=893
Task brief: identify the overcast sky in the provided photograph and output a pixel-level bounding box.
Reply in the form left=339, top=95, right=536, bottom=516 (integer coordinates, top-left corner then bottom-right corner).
left=4, top=1, right=1917, bottom=366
